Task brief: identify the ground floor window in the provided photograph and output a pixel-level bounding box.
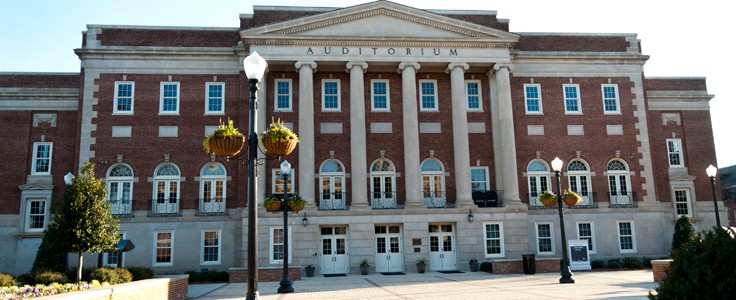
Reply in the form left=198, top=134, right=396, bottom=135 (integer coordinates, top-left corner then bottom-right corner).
left=154, top=231, right=174, bottom=266
left=483, top=222, right=504, bottom=257
left=270, top=226, right=292, bottom=264
left=202, top=229, right=221, bottom=265
left=576, top=222, right=595, bottom=253
left=536, top=222, right=554, bottom=255
left=617, top=221, right=636, bottom=253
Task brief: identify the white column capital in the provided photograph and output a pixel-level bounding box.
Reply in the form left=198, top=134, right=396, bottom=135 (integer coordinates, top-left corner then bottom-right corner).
left=346, top=61, right=368, bottom=73
left=397, top=62, right=421, bottom=73
left=493, top=63, right=514, bottom=72
left=295, top=61, right=317, bottom=72
left=446, top=62, right=469, bottom=74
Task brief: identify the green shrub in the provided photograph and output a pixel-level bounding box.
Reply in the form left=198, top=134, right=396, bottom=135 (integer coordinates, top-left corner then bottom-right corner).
left=31, top=270, right=69, bottom=285
left=126, top=266, right=154, bottom=281
left=622, top=257, right=643, bottom=269
left=66, top=267, right=94, bottom=282
left=114, top=268, right=133, bottom=283
left=590, top=260, right=605, bottom=269
left=606, top=258, right=622, bottom=269
left=0, top=273, right=16, bottom=287
left=642, top=257, right=652, bottom=268
left=671, top=215, right=696, bottom=255
left=89, top=268, right=119, bottom=284
left=479, top=261, right=492, bottom=273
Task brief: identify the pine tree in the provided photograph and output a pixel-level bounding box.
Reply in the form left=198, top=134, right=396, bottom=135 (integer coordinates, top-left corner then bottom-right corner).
left=671, top=215, right=696, bottom=255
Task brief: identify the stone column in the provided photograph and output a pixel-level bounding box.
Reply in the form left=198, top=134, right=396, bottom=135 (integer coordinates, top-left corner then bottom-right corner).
left=256, top=70, right=267, bottom=205
left=447, top=63, right=473, bottom=208
left=398, top=62, right=422, bottom=208
left=347, top=61, right=369, bottom=209
left=493, top=64, right=521, bottom=205
left=488, top=70, right=504, bottom=194
left=296, top=61, right=317, bottom=207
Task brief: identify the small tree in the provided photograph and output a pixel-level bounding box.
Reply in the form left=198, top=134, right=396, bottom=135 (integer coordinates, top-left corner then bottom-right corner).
left=31, top=222, right=68, bottom=273
left=54, top=162, right=120, bottom=282
left=671, top=215, right=696, bottom=255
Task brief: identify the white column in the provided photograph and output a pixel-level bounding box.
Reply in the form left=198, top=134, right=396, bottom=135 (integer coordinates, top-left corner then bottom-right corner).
left=488, top=70, right=504, bottom=194
left=493, top=64, right=521, bottom=204
left=347, top=61, right=369, bottom=209
left=296, top=61, right=317, bottom=206
left=447, top=63, right=473, bottom=208
left=398, top=62, right=422, bottom=208
left=256, top=70, right=268, bottom=205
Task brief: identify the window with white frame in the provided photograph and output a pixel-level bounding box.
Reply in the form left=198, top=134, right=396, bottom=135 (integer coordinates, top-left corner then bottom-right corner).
left=567, top=160, right=591, bottom=197
left=601, top=84, right=620, bottom=114
left=667, top=139, right=684, bottom=167
left=527, top=160, right=550, bottom=200
left=536, top=222, right=554, bottom=254
left=322, top=79, right=340, bottom=111
left=466, top=80, right=482, bottom=111
left=200, top=163, right=227, bottom=214
left=484, top=222, right=505, bottom=257
left=107, top=164, right=133, bottom=215
left=269, top=226, right=292, bottom=264
left=563, top=84, right=581, bottom=114
left=202, top=229, right=221, bottom=265
left=272, top=168, right=294, bottom=194
left=607, top=160, right=631, bottom=197
left=617, top=221, right=636, bottom=252
left=114, top=82, right=134, bottom=114
left=524, top=84, right=542, bottom=114
left=154, top=231, right=174, bottom=266
left=274, top=79, right=292, bottom=111
left=371, top=79, right=390, bottom=111
left=419, top=80, right=438, bottom=111
left=370, top=158, right=397, bottom=207
left=470, top=167, right=489, bottom=192
left=576, top=222, right=596, bottom=253
left=103, top=232, right=126, bottom=267
left=153, top=163, right=180, bottom=214
left=421, top=159, right=445, bottom=200
left=31, top=142, right=52, bottom=175
left=320, top=159, right=345, bottom=209
left=205, top=82, right=224, bottom=114
left=25, top=198, right=48, bottom=232
left=674, top=189, right=692, bottom=217
left=159, top=82, right=180, bottom=114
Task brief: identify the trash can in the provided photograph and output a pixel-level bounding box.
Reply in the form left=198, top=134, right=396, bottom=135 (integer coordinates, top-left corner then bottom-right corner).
left=522, top=254, right=536, bottom=274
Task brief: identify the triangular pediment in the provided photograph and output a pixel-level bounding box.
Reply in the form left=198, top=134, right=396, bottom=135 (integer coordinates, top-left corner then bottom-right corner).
left=242, top=1, right=518, bottom=45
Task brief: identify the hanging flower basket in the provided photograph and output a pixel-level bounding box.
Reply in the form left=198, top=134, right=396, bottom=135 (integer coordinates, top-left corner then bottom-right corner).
left=562, top=190, right=582, bottom=206
left=262, top=135, right=298, bottom=156
left=264, top=196, right=281, bottom=212
left=287, top=192, right=305, bottom=212
left=539, top=190, right=557, bottom=207
left=210, top=134, right=246, bottom=157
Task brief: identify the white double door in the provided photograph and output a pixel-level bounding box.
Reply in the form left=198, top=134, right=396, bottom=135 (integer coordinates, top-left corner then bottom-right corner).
left=429, top=223, right=457, bottom=271
left=319, top=226, right=349, bottom=275
left=375, top=225, right=403, bottom=273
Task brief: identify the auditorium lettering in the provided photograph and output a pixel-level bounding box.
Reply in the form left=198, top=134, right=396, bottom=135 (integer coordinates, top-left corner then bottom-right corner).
left=306, top=47, right=458, bottom=56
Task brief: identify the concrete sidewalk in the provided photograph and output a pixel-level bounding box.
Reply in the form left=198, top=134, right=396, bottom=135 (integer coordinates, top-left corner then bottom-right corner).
left=189, top=270, right=657, bottom=299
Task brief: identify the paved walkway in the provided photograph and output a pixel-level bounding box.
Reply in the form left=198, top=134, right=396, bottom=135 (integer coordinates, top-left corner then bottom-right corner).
left=188, top=270, right=657, bottom=299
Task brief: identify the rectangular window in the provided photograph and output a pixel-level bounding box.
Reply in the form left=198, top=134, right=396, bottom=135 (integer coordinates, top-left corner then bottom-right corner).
left=269, top=226, right=292, bottom=264
left=601, top=84, right=620, bottom=114
left=322, top=79, right=340, bottom=111
left=524, top=84, right=542, bottom=114
left=32, top=142, right=52, bottom=175
left=104, top=233, right=126, bottom=267
left=617, top=221, right=636, bottom=253
left=154, top=231, right=174, bottom=266
left=674, top=189, right=692, bottom=217
left=371, top=79, right=390, bottom=111
left=272, top=168, right=295, bottom=194
left=114, top=82, right=134, bottom=114
left=576, top=222, right=596, bottom=253
left=25, top=199, right=47, bottom=232
left=563, top=84, right=581, bottom=114
left=466, top=80, right=482, bottom=111
left=205, top=82, right=224, bottom=114
left=419, top=80, right=438, bottom=111
left=667, top=139, right=684, bottom=167
left=484, top=222, right=505, bottom=257
left=274, top=79, right=292, bottom=111
left=159, top=82, right=180, bottom=114
left=470, top=167, right=489, bottom=192
left=202, top=229, right=221, bottom=264
left=536, top=222, right=554, bottom=255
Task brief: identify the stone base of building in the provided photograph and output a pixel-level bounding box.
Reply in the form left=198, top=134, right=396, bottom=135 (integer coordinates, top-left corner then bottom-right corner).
left=228, top=267, right=302, bottom=283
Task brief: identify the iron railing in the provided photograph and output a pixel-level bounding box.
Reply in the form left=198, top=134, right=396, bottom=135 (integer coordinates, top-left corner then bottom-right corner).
left=472, top=190, right=502, bottom=208
left=422, top=191, right=447, bottom=208
left=319, top=192, right=347, bottom=210
left=371, top=192, right=398, bottom=209
left=608, top=191, right=637, bottom=208
left=150, top=198, right=181, bottom=216
left=109, top=198, right=132, bottom=216
left=197, top=198, right=227, bottom=215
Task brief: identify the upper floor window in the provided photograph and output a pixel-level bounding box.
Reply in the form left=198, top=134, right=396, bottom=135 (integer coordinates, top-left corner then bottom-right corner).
left=153, top=163, right=180, bottom=214
left=567, top=160, right=591, bottom=197
left=601, top=84, right=620, bottom=114
left=466, top=80, right=482, bottom=111
left=421, top=159, right=446, bottom=207
left=322, top=79, right=340, bottom=111
left=32, top=142, right=52, bottom=175
left=527, top=160, right=550, bottom=200
left=563, top=84, right=581, bottom=114
left=667, top=139, right=684, bottom=167
left=272, top=167, right=295, bottom=194
left=370, top=158, right=397, bottom=208
left=205, top=82, right=224, bottom=114
left=470, top=167, right=489, bottom=192
left=419, top=80, right=438, bottom=111
left=320, top=159, right=345, bottom=210
left=200, top=163, right=227, bottom=214
left=371, top=79, right=390, bottom=111
left=159, top=82, right=180, bottom=115
left=607, top=159, right=631, bottom=198
left=114, top=82, right=134, bottom=114
left=274, top=79, right=292, bottom=111
left=107, top=164, right=133, bottom=215
left=524, top=84, right=542, bottom=114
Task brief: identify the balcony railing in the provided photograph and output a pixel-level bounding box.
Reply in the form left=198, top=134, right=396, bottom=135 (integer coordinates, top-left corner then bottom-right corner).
left=150, top=198, right=181, bottom=216
left=319, top=192, right=347, bottom=210
left=422, top=191, right=447, bottom=208
left=198, top=198, right=227, bottom=215
left=371, top=192, right=398, bottom=209
left=472, top=190, right=502, bottom=208
left=608, top=191, right=637, bottom=208
left=109, top=198, right=132, bottom=216
left=568, top=193, right=598, bottom=209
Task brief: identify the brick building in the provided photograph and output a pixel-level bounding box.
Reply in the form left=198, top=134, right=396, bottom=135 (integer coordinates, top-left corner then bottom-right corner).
left=0, top=0, right=724, bottom=276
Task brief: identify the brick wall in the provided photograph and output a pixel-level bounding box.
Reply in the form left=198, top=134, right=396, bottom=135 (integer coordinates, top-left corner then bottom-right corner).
left=645, top=78, right=707, bottom=91
left=651, top=259, right=671, bottom=282
left=229, top=267, right=301, bottom=283
left=0, top=74, right=79, bottom=88
left=515, top=35, right=630, bottom=52
left=491, top=258, right=560, bottom=274
left=97, top=28, right=240, bottom=47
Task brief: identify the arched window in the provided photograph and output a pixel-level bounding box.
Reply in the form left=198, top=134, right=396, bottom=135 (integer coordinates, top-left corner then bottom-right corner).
left=421, top=159, right=446, bottom=208
left=370, top=158, right=396, bottom=209
left=153, top=163, right=180, bottom=215
left=319, top=159, right=346, bottom=210
left=107, top=164, right=133, bottom=215
left=607, top=159, right=632, bottom=206
left=199, top=163, right=226, bottom=214
left=567, top=160, right=592, bottom=206
left=527, top=160, right=550, bottom=206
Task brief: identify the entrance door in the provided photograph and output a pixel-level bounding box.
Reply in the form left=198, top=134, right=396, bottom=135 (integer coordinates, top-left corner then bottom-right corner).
left=375, top=225, right=403, bottom=273
left=429, top=224, right=456, bottom=271
left=319, top=226, right=349, bottom=275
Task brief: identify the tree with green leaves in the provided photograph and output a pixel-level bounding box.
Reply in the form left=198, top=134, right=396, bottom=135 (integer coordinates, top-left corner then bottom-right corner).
left=671, top=215, right=696, bottom=255
left=31, top=222, right=68, bottom=273
left=54, top=162, right=120, bottom=282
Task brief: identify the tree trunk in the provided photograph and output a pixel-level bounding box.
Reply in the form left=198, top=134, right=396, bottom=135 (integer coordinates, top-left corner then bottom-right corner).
left=77, top=252, right=84, bottom=283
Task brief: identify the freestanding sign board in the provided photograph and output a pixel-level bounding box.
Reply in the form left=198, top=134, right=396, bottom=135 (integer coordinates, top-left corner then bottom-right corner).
left=568, top=239, right=591, bottom=271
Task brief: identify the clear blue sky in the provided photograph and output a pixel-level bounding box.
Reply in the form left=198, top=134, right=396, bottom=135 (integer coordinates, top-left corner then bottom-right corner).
left=2, top=0, right=733, bottom=168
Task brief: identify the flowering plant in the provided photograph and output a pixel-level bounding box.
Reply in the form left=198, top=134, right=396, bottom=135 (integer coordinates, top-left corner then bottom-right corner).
left=263, top=117, right=298, bottom=143
left=202, top=118, right=243, bottom=154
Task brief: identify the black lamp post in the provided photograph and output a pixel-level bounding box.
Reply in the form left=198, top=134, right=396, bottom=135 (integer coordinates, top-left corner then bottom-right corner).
left=278, top=160, right=294, bottom=293
left=244, top=51, right=267, bottom=300
left=706, top=165, right=721, bottom=228
left=551, top=157, right=575, bottom=284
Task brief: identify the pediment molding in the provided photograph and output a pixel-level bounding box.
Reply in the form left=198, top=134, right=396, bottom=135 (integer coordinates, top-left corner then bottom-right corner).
left=669, top=174, right=696, bottom=182
left=18, top=182, right=53, bottom=190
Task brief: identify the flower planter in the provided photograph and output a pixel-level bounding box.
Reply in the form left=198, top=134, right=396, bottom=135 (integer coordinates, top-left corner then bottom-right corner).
left=262, top=135, right=298, bottom=156
left=416, top=263, right=426, bottom=274
left=289, top=201, right=305, bottom=212
left=209, top=134, right=246, bottom=157
left=265, top=201, right=281, bottom=212
left=562, top=195, right=581, bottom=206
left=305, top=266, right=315, bottom=277
left=539, top=196, right=557, bottom=207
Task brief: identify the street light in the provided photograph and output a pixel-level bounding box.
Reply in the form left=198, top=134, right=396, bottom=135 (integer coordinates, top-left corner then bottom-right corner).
left=706, top=165, right=721, bottom=228
left=277, top=160, right=294, bottom=294
left=244, top=51, right=267, bottom=300
left=551, top=157, right=575, bottom=284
